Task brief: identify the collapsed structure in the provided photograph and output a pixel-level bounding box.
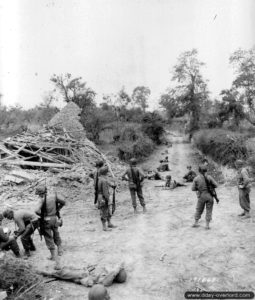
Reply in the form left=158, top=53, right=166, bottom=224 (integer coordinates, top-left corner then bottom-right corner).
left=0, top=102, right=125, bottom=205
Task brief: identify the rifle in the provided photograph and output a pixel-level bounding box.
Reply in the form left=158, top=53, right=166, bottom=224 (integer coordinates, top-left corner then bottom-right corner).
left=94, top=171, right=99, bottom=205
left=39, top=187, right=47, bottom=240
left=203, top=175, right=219, bottom=204
left=112, top=186, right=116, bottom=215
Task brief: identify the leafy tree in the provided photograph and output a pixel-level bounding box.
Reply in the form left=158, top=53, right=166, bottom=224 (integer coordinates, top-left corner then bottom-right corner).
left=162, top=49, right=209, bottom=132
left=116, top=87, right=131, bottom=107
left=230, top=47, right=255, bottom=112
left=218, top=89, right=245, bottom=128
left=132, top=86, right=151, bottom=112
left=141, top=112, right=165, bottom=144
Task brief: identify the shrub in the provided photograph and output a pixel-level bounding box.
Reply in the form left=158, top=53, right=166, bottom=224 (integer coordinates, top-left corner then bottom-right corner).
left=117, top=136, right=154, bottom=161
left=193, top=129, right=248, bottom=167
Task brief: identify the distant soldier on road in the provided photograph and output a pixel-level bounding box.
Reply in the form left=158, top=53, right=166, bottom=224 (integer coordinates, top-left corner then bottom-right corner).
left=183, top=165, right=197, bottom=182
left=192, top=165, right=218, bottom=229
left=122, top=158, right=146, bottom=214
left=97, top=166, right=117, bottom=231
left=2, top=208, right=39, bottom=257
left=235, top=160, right=251, bottom=219
left=35, top=185, right=66, bottom=264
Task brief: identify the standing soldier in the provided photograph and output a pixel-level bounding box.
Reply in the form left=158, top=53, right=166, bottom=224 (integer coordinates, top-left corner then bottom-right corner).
left=97, top=166, right=116, bottom=231
left=235, top=160, right=251, bottom=219
left=2, top=208, right=39, bottom=257
left=94, top=160, right=104, bottom=206
left=35, top=186, right=66, bottom=263
left=122, top=158, right=146, bottom=214
left=192, top=165, right=218, bottom=229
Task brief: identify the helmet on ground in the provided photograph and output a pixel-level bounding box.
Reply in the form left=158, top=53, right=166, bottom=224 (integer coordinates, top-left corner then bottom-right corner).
left=95, top=160, right=104, bottom=168
left=130, top=158, right=137, bottom=166
left=88, top=284, right=110, bottom=300
left=35, top=185, right=47, bottom=195
left=114, top=268, right=127, bottom=283
left=99, top=166, right=109, bottom=176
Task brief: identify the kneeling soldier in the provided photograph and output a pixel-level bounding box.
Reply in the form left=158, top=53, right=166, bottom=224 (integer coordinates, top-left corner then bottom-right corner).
left=0, top=226, right=20, bottom=257
left=2, top=208, right=39, bottom=257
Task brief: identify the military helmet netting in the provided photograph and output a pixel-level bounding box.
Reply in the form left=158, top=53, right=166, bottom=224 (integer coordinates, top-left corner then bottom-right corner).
left=95, top=160, right=104, bottom=168
left=198, top=165, right=207, bottom=173
left=99, top=166, right=109, bottom=176
left=130, top=158, right=137, bottom=166
left=35, top=185, right=47, bottom=195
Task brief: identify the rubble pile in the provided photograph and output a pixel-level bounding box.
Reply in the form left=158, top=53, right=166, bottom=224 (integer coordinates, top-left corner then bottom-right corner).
left=0, top=102, right=127, bottom=206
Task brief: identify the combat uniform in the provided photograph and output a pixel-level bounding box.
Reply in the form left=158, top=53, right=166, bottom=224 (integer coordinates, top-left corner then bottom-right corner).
left=13, top=210, right=39, bottom=254
left=36, top=191, right=65, bottom=254
left=183, top=170, right=197, bottom=182
left=97, top=175, right=113, bottom=228
left=0, top=226, right=20, bottom=257
left=237, top=167, right=251, bottom=215
left=192, top=174, right=217, bottom=223
left=122, top=167, right=145, bottom=210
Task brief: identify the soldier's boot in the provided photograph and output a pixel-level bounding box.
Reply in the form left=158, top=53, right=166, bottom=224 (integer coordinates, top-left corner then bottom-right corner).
left=205, top=221, right=210, bottom=230
left=54, top=256, right=61, bottom=270
left=102, top=221, right=111, bottom=231
left=133, top=207, right=138, bottom=214
left=142, top=206, right=147, bottom=213
left=48, top=249, right=57, bottom=260
left=192, top=220, right=199, bottom=228
left=238, top=211, right=245, bottom=217
left=24, top=250, right=31, bottom=259
left=242, top=211, right=251, bottom=219
left=30, top=242, right=36, bottom=251
left=57, top=245, right=64, bottom=256
left=107, top=221, right=117, bottom=228
left=9, top=240, right=21, bottom=258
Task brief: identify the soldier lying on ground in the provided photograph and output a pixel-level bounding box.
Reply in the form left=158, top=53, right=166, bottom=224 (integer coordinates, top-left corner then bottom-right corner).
left=183, top=166, right=197, bottom=182
left=165, top=175, right=186, bottom=189
left=0, top=226, right=20, bottom=257
left=145, top=170, right=162, bottom=180
left=157, top=160, right=169, bottom=172
left=2, top=208, right=39, bottom=258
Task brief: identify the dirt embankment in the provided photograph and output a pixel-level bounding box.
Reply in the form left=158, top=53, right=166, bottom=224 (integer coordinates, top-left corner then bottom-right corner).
left=2, top=131, right=255, bottom=300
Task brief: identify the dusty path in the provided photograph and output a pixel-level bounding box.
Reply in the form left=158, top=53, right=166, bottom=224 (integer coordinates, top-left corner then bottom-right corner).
left=26, top=133, right=255, bottom=299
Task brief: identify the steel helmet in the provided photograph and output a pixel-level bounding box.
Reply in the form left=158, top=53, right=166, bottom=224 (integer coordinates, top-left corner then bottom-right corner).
left=88, top=284, right=110, bottom=300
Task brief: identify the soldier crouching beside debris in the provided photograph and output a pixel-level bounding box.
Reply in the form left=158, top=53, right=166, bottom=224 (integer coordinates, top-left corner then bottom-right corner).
left=97, top=166, right=117, bottom=231
left=35, top=185, right=66, bottom=262
left=0, top=226, right=21, bottom=257
left=2, top=208, right=39, bottom=257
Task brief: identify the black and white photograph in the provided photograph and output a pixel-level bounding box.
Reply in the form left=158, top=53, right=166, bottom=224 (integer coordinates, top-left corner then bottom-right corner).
left=0, top=0, right=255, bottom=299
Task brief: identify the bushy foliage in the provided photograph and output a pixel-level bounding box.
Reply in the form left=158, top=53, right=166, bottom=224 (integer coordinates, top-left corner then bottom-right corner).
left=193, top=129, right=248, bottom=166
left=141, top=112, right=165, bottom=144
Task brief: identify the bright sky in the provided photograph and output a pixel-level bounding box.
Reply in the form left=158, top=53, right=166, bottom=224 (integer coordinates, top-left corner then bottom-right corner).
left=0, top=0, right=254, bottom=109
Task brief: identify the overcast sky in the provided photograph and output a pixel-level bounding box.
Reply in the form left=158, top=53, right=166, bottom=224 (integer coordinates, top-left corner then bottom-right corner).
left=0, top=0, right=255, bottom=109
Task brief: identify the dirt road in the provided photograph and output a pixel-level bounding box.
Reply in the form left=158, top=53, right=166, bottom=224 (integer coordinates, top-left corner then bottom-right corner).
left=27, top=133, right=255, bottom=299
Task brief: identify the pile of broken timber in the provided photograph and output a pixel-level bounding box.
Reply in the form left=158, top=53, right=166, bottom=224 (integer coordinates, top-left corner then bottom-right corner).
left=0, top=128, right=102, bottom=170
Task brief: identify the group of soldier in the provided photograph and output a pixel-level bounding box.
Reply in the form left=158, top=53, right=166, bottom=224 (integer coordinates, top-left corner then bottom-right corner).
left=0, top=185, right=65, bottom=269
left=0, top=152, right=252, bottom=279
